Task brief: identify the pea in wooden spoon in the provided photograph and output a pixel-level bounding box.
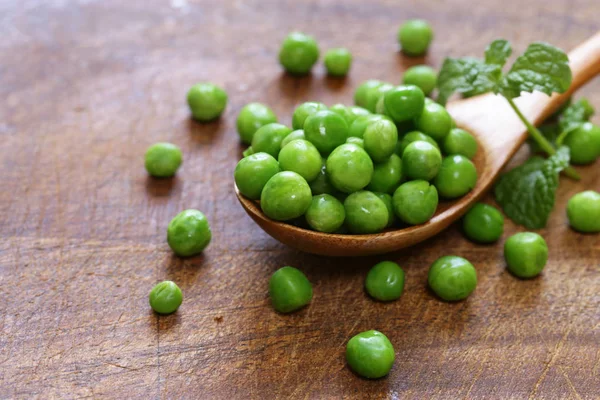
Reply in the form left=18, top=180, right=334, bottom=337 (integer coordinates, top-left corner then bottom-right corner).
left=235, top=33, right=600, bottom=256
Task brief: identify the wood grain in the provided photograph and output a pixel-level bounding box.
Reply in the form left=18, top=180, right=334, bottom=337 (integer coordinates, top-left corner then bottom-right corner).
left=1, top=0, right=599, bottom=398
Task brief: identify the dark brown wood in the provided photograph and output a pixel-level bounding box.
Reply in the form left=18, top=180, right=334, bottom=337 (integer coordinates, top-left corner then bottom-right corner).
left=1, top=0, right=599, bottom=398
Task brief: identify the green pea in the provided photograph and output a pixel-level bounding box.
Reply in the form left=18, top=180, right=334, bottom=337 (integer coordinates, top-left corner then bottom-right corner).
left=365, top=261, right=405, bottom=301
left=354, top=80, right=384, bottom=108
left=292, top=102, right=328, bottom=130
left=324, top=48, right=352, bottom=77
left=567, top=190, right=600, bottom=233
left=375, top=95, right=392, bottom=118
left=393, top=180, right=438, bottom=225
left=384, top=85, right=425, bottom=123
left=269, top=266, right=313, bottom=313
left=304, top=110, right=349, bottom=154
left=329, top=104, right=354, bottom=125
left=402, top=140, right=442, bottom=181
left=414, top=101, right=452, bottom=142
left=260, top=171, right=312, bottom=221
left=309, top=161, right=339, bottom=196
left=348, top=106, right=371, bottom=119
left=374, top=192, right=396, bottom=228
left=280, top=129, right=306, bottom=149
left=504, top=232, right=548, bottom=278
left=187, top=83, right=228, bottom=122
left=167, top=210, right=212, bottom=257
left=365, top=83, right=394, bottom=113
left=251, top=123, right=293, bottom=158
left=434, top=155, right=477, bottom=199
left=462, top=203, right=504, bottom=243
left=278, top=139, right=322, bottom=182
left=344, top=191, right=389, bottom=234
left=349, top=114, right=389, bottom=138
left=346, top=137, right=364, bottom=147
left=563, top=122, right=600, bottom=164
left=236, top=103, right=278, bottom=144
left=346, top=330, right=395, bottom=379
left=326, top=144, right=374, bottom=193
left=144, top=142, right=182, bottom=178
left=234, top=152, right=280, bottom=200
left=398, top=19, right=434, bottom=56
left=363, top=119, right=399, bottom=163
left=242, top=146, right=255, bottom=158
left=397, top=130, right=440, bottom=155
left=367, top=154, right=403, bottom=194
left=402, top=65, right=437, bottom=96
left=149, top=281, right=183, bottom=315
left=278, top=32, right=319, bottom=75
left=305, top=194, right=346, bottom=233
left=442, top=128, right=478, bottom=159
left=428, top=256, right=477, bottom=301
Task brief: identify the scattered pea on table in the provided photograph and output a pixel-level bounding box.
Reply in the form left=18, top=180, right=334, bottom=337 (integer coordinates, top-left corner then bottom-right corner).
left=167, top=209, right=212, bottom=257
left=149, top=281, right=183, bottom=315
left=279, top=32, right=320, bottom=75
left=365, top=261, right=405, bottom=301
left=428, top=255, right=477, bottom=301
left=346, top=330, right=395, bottom=379
left=144, top=142, right=182, bottom=178
left=567, top=190, right=600, bottom=233
left=187, top=83, right=228, bottom=122
left=324, top=48, right=352, bottom=77
left=269, top=266, right=313, bottom=313
left=504, top=232, right=548, bottom=278
left=397, top=19, right=434, bottom=56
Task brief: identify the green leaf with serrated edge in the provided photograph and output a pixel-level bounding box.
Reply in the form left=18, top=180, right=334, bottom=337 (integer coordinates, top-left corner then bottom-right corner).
left=436, top=57, right=502, bottom=105
left=494, top=147, right=570, bottom=229
left=485, top=39, right=512, bottom=66
left=501, top=42, right=572, bottom=99
left=558, top=98, right=595, bottom=132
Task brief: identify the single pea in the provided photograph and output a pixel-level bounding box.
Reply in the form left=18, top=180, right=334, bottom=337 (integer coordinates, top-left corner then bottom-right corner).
left=365, top=83, right=395, bottom=113
left=375, top=95, right=392, bottom=118
left=462, top=203, right=504, bottom=243
left=434, top=155, right=477, bottom=199
left=428, top=256, right=477, bottom=301
left=344, top=191, right=389, bottom=234
left=563, top=122, right=600, bottom=164
left=354, top=80, right=384, bottom=108
left=365, top=261, right=405, bottom=301
left=144, top=142, right=182, bottom=178
left=393, top=180, right=438, bottom=225
left=251, top=123, right=293, bottom=158
left=304, top=110, right=349, bottom=154
left=374, top=192, right=396, bottom=228
left=292, top=102, right=328, bottom=130
left=326, top=144, right=374, bottom=193
left=414, top=101, right=452, bottom=142
left=236, top=102, right=278, bottom=144
left=504, top=232, right=548, bottom=278
left=187, top=83, right=228, bottom=122
left=234, top=152, right=280, bottom=200
left=367, top=154, right=403, bottom=194
left=167, top=209, right=212, bottom=257
left=305, top=194, right=346, bottom=233
left=309, top=161, right=338, bottom=196
left=398, top=19, right=434, bottom=56
left=402, top=140, right=442, bottom=181
left=348, top=105, right=371, bottom=119
left=349, top=114, right=389, bottom=138
left=280, top=129, right=306, bottom=149
left=261, top=171, right=312, bottom=221
left=278, top=139, right=322, bottom=182
left=278, top=32, right=319, bottom=75
left=567, top=190, right=600, bottom=233
left=402, top=65, right=437, bottom=96
left=397, top=130, right=439, bottom=155
left=269, top=266, right=313, bottom=313
left=329, top=104, right=354, bottom=125
left=242, top=147, right=255, bottom=158
left=384, top=85, right=426, bottom=124
left=324, top=48, right=352, bottom=77
left=363, top=119, right=399, bottom=163
left=346, top=330, right=395, bottom=379
left=149, top=281, right=183, bottom=315
left=442, top=128, right=478, bottom=159
left=346, top=137, right=364, bottom=147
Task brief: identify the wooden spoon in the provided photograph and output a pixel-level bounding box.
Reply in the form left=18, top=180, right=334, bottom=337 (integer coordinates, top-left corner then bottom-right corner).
left=235, top=32, right=600, bottom=256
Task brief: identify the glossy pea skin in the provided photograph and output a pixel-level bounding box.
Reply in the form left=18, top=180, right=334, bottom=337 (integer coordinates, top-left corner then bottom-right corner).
left=383, top=85, right=425, bottom=124
left=348, top=106, right=371, bottom=119
left=187, top=83, right=228, bottom=122
left=563, top=122, right=600, bottom=164
left=144, top=142, right=182, bottom=178
left=304, top=110, right=349, bottom=154
left=349, top=114, right=389, bottom=138
left=374, top=192, right=396, bottom=228
left=278, top=32, right=320, bottom=75
left=414, top=101, right=452, bottom=142
left=402, top=140, right=442, bottom=181
left=367, top=154, right=403, bottom=194
left=344, top=191, right=389, bottom=234
left=269, top=266, right=313, bottom=313
left=365, top=83, right=395, bottom=113
left=354, top=80, right=384, bottom=108
left=397, top=130, right=439, bottom=155
left=363, top=119, right=399, bottom=163
left=398, top=19, right=434, bottom=56
left=365, top=261, right=405, bottom=301
left=149, top=281, right=183, bottom=315
left=324, top=48, right=352, bottom=77
left=504, top=232, right=548, bottom=278
left=278, top=139, right=322, bottom=182
left=346, top=137, right=364, bottom=147
left=280, top=129, right=306, bottom=149
left=346, top=330, right=395, bottom=379
left=329, top=104, right=354, bottom=125
left=326, top=144, right=374, bottom=193
left=305, top=194, right=346, bottom=232
left=167, top=210, right=212, bottom=257
left=261, top=171, right=312, bottom=221
left=443, top=128, right=478, bottom=159
left=462, top=203, right=504, bottom=243
left=428, top=256, right=477, bottom=301
left=234, top=152, right=280, bottom=199
left=402, top=65, right=437, bottom=96
left=251, top=123, right=293, bottom=158
left=292, top=102, right=328, bottom=130
left=236, top=103, right=278, bottom=144
left=393, top=180, right=438, bottom=225
left=434, top=155, right=477, bottom=199
left=567, top=190, right=600, bottom=233
left=309, top=161, right=338, bottom=196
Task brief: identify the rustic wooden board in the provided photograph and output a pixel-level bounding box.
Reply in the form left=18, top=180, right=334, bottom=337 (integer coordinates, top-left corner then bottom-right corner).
left=1, top=0, right=599, bottom=398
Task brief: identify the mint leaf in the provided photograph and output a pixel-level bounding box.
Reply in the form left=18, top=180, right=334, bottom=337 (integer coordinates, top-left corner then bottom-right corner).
left=501, top=42, right=572, bottom=99
left=529, top=124, right=560, bottom=153
left=558, top=98, right=595, bottom=131
left=494, top=147, right=570, bottom=229
left=485, top=39, right=512, bottom=66
left=437, top=57, right=502, bottom=105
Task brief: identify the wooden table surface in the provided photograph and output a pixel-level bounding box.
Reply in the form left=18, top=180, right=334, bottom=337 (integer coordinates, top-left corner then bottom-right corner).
left=1, top=0, right=599, bottom=398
